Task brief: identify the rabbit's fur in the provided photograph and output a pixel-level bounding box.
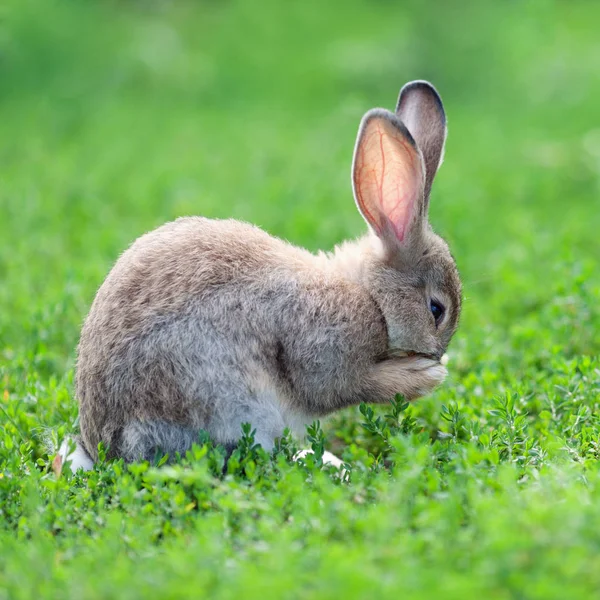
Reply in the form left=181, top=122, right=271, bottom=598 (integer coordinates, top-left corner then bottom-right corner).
left=69, top=81, right=461, bottom=468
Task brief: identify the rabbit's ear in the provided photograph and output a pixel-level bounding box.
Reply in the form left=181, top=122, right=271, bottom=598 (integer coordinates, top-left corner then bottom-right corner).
left=352, top=109, right=425, bottom=247
left=396, top=80, right=447, bottom=203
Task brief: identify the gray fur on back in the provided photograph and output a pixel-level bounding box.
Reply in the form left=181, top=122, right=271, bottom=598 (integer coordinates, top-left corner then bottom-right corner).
left=77, top=219, right=376, bottom=458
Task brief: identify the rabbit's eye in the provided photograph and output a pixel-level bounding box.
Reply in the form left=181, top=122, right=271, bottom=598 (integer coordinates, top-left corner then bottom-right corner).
left=430, top=300, right=445, bottom=326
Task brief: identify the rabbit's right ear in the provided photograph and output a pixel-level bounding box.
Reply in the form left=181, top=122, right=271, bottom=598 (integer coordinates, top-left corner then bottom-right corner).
left=352, top=109, right=426, bottom=248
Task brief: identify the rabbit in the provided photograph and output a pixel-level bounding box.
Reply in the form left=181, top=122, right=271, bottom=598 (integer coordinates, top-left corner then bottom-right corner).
left=61, top=80, right=461, bottom=471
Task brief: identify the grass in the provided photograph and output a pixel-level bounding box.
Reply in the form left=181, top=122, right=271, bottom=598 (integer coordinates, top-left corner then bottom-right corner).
left=1, top=0, right=600, bottom=597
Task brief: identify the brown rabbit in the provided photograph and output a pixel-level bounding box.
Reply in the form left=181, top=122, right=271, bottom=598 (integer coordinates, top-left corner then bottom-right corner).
left=62, top=80, right=461, bottom=470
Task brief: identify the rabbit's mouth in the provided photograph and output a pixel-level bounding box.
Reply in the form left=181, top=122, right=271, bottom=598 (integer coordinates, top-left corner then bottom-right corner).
left=382, top=349, right=441, bottom=362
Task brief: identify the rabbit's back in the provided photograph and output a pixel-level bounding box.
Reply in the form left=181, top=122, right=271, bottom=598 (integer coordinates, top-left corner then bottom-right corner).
left=76, top=217, right=386, bottom=459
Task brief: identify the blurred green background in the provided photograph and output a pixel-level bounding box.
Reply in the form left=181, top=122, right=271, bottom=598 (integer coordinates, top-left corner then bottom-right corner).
left=1, top=1, right=600, bottom=597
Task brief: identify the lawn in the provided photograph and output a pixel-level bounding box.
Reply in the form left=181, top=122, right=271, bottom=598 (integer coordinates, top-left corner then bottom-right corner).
left=1, top=0, right=600, bottom=598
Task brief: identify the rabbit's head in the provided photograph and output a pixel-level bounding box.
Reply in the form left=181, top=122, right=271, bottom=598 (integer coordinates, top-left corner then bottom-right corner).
left=352, top=81, right=461, bottom=361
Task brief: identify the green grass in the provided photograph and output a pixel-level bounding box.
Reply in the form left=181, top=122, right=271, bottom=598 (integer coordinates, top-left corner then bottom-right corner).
left=2, top=0, right=600, bottom=597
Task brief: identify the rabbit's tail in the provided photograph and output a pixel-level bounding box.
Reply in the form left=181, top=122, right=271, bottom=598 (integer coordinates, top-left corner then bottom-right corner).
left=59, top=435, right=94, bottom=472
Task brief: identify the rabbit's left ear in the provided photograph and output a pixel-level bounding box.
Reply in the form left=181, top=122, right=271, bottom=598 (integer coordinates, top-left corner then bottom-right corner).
left=352, top=109, right=426, bottom=247
left=396, top=80, right=447, bottom=204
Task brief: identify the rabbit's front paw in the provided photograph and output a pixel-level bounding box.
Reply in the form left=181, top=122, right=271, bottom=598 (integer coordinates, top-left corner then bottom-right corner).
left=371, top=356, right=447, bottom=401
left=403, top=356, right=447, bottom=398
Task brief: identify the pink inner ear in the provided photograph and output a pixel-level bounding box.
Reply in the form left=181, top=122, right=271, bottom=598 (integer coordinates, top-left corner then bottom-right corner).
left=354, top=118, right=423, bottom=242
